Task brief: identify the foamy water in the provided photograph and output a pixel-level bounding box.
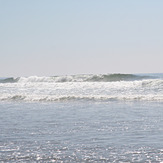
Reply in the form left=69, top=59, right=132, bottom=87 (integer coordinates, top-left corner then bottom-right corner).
left=0, top=73, right=163, bottom=102
left=0, top=73, right=163, bottom=162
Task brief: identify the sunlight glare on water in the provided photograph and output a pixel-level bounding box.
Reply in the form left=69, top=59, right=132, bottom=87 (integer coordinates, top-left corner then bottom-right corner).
left=0, top=101, right=162, bottom=162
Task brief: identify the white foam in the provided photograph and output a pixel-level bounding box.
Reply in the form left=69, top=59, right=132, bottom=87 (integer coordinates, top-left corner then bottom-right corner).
left=0, top=78, right=163, bottom=102
left=1, top=94, right=163, bottom=102
left=18, top=76, right=54, bottom=83
left=16, top=74, right=157, bottom=83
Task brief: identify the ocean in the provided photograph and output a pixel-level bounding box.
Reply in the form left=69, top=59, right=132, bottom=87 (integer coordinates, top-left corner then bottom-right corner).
left=0, top=73, right=163, bottom=162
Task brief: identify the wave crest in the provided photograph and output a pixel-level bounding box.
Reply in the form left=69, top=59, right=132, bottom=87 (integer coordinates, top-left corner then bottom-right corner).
left=86, top=74, right=148, bottom=82
left=9, top=74, right=152, bottom=83
left=0, top=77, right=19, bottom=83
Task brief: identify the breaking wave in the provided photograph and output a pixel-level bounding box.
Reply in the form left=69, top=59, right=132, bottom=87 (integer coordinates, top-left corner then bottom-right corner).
left=0, top=77, right=19, bottom=83
left=1, top=94, right=163, bottom=102
left=0, top=74, right=153, bottom=83
left=0, top=73, right=163, bottom=102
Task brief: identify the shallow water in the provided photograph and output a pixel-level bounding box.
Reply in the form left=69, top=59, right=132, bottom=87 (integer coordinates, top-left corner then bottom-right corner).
left=0, top=101, right=162, bottom=162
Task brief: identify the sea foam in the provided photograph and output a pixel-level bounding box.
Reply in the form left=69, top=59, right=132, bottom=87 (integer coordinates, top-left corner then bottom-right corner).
left=0, top=74, right=163, bottom=102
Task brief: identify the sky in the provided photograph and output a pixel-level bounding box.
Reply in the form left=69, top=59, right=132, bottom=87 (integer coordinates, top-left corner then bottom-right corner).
left=0, top=0, right=163, bottom=77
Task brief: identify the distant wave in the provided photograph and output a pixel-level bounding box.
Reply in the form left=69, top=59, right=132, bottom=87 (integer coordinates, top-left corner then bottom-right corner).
left=0, top=77, right=19, bottom=83
left=85, top=74, right=151, bottom=82
left=0, top=74, right=153, bottom=83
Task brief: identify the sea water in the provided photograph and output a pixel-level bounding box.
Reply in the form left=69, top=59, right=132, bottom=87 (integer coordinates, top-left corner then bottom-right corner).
left=0, top=74, right=163, bottom=162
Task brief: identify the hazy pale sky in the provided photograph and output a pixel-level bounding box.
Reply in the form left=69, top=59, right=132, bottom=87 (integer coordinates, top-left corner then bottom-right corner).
left=0, top=0, right=163, bottom=77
